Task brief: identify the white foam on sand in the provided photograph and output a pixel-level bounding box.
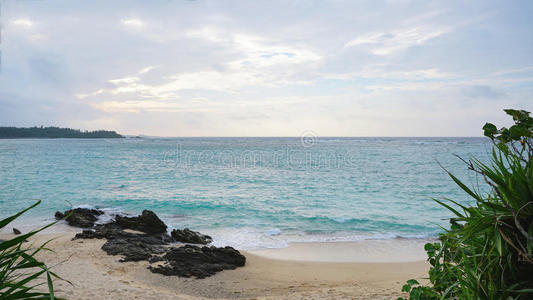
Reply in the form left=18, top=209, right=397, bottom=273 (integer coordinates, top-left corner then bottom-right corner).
left=202, top=226, right=435, bottom=252
left=248, top=239, right=431, bottom=263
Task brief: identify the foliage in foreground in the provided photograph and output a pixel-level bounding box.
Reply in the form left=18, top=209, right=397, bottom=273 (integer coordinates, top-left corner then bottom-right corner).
left=0, top=200, right=65, bottom=299
left=400, top=109, right=533, bottom=300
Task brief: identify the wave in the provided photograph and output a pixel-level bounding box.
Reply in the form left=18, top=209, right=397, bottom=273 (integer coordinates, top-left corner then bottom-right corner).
left=21, top=204, right=440, bottom=250
left=413, top=141, right=461, bottom=145
left=202, top=226, right=438, bottom=250
left=300, top=215, right=435, bottom=232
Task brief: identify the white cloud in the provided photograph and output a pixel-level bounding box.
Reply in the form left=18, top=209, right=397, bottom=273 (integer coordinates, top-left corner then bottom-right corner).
left=158, top=71, right=264, bottom=93
left=11, top=18, right=33, bottom=28
left=91, top=100, right=184, bottom=113
left=109, top=77, right=140, bottom=85
left=80, top=29, right=321, bottom=100
left=138, top=66, right=156, bottom=74
left=324, top=68, right=450, bottom=81
left=400, top=68, right=449, bottom=79
left=91, top=96, right=305, bottom=113
left=344, top=26, right=450, bottom=55
left=187, top=27, right=322, bottom=68
left=95, top=68, right=312, bottom=100
left=76, top=89, right=105, bottom=99
left=365, top=81, right=446, bottom=91
left=121, top=18, right=144, bottom=28
left=108, top=77, right=157, bottom=97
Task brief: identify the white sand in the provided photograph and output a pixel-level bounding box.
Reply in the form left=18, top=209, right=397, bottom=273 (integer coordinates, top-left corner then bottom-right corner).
left=1, top=232, right=430, bottom=299
left=249, top=239, right=431, bottom=262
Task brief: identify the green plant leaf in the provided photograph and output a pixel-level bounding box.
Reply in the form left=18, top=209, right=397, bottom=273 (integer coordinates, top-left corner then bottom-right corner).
left=483, top=123, right=498, bottom=138
left=494, top=229, right=502, bottom=256
left=0, top=200, right=41, bottom=229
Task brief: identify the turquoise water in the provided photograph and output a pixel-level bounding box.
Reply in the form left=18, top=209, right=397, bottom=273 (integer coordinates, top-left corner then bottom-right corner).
left=0, top=137, right=492, bottom=249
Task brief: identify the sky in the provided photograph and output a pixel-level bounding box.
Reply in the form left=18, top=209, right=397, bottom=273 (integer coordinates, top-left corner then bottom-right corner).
left=0, top=0, right=532, bottom=137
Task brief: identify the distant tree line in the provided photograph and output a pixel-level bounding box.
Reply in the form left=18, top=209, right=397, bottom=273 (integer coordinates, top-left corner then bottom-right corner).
left=0, top=126, right=123, bottom=138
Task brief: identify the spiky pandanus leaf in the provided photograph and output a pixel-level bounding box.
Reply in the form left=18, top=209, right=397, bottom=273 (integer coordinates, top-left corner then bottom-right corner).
left=399, top=109, right=533, bottom=300
left=0, top=200, right=67, bottom=299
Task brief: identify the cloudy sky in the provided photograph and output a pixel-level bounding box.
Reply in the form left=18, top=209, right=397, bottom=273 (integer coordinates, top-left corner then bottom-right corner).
left=1, top=0, right=532, bottom=136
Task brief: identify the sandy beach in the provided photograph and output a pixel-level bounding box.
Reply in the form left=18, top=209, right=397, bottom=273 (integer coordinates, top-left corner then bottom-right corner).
left=1, top=231, right=429, bottom=299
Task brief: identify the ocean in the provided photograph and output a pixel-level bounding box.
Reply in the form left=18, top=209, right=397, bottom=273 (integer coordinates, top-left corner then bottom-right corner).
left=0, top=137, right=492, bottom=249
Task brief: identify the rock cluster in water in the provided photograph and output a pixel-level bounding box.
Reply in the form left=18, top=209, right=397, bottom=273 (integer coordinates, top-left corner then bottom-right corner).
left=55, top=207, right=245, bottom=278
left=171, top=228, right=212, bottom=245
left=55, top=208, right=103, bottom=228
left=115, top=210, right=168, bottom=234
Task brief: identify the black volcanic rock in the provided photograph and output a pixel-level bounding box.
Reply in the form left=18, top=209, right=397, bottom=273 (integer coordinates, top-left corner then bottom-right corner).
left=74, top=223, right=172, bottom=244
left=101, top=238, right=167, bottom=262
left=74, top=222, right=128, bottom=240
left=74, top=223, right=172, bottom=262
left=75, top=229, right=106, bottom=240
left=149, top=245, right=246, bottom=278
left=171, top=228, right=212, bottom=245
left=64, top=208, right=245, bottom=278
left=115, top=210, right=167, bottom=234
left=55, top=208, right=104, bottom=228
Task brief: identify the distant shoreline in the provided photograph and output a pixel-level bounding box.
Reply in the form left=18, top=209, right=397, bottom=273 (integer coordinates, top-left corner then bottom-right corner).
left=0, top=137, right=124, bottom=139
left=0, top=126, right=123, bottom=139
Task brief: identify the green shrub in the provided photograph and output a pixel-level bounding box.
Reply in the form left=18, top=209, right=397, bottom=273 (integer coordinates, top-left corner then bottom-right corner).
left=0, top=200, right=66, bottom=299
left=400, top=109, right=533, bottom=300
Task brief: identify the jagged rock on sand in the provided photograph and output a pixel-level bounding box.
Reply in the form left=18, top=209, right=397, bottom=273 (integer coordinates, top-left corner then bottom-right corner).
left=115, top=210, right=167, bottom=234
left=149, top=245, right=246, bottom=279
left=55, top=207, right=104, bottom=228
left=101, top=237, right=168, bottom=262
left=74, top=222, right=172, bottom=262
left=12, top=228, right=21, bottom=235
left=74, top=222, right=170, bottom=242
left=171, top=228, right=212, bottom=244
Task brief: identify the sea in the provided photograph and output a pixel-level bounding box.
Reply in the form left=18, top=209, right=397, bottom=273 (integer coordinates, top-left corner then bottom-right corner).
left=0, top=137, right=493, bottom=250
